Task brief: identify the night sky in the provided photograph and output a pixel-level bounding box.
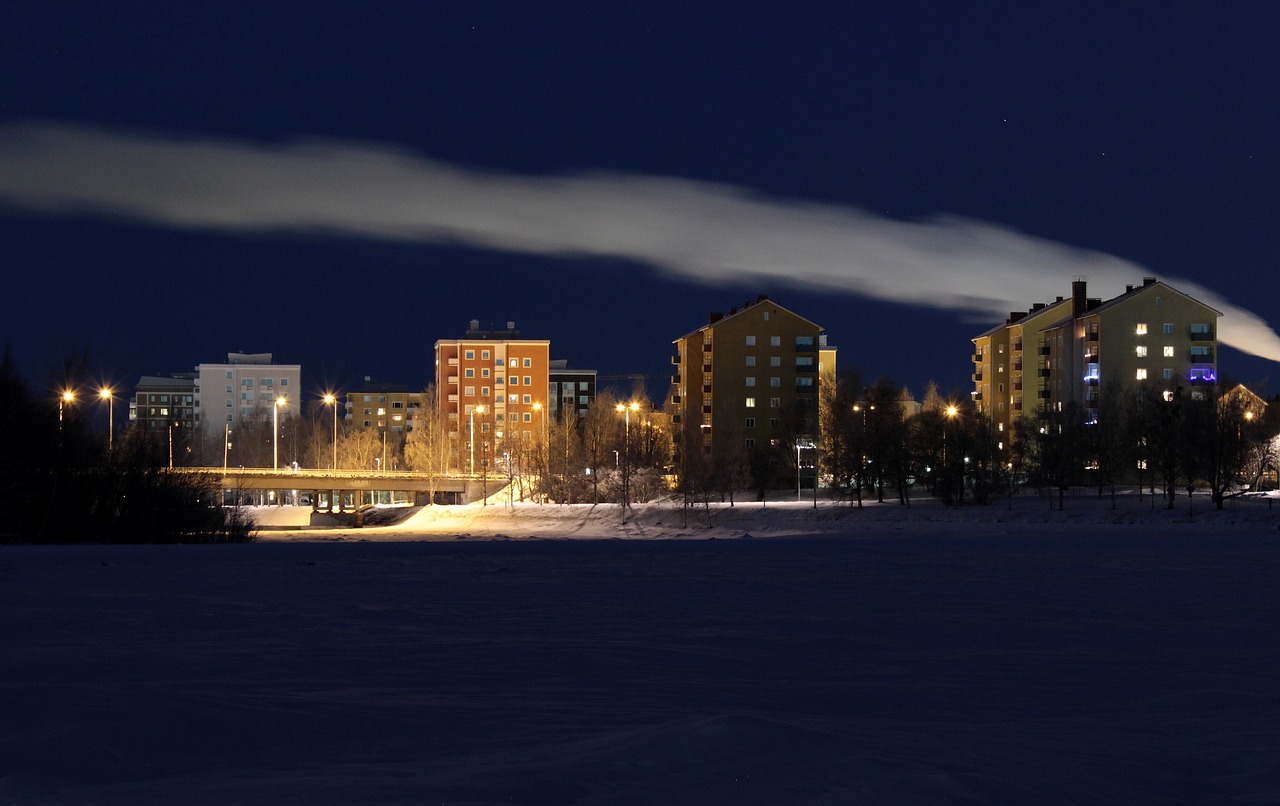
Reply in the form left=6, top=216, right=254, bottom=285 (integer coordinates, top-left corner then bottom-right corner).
left=4, top=4, right=1280, bottom=404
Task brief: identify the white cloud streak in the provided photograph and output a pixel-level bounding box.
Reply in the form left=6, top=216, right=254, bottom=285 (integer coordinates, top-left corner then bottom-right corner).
left=2, top=121, right=1278, bottom=362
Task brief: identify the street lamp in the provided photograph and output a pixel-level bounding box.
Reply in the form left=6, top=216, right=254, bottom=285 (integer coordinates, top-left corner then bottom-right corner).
left=58, top=389, right=75, bottom=429
left=323, top=393, right=339, bottom=476
left=470, top=404, right=487, bottom=474
left=98, top=387, right=114, bottom=450
left=273, top=395, right=287, bottom=472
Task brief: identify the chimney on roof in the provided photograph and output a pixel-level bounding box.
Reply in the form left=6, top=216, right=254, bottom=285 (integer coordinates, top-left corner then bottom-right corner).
left=709, top=312, right=723, bottom=324
left=506, top=321, right=516, bottom=330
left=1072, top=278, right=1087, bottom=319
left=1055, top=296, right=1064, bottom=303
left=1031, top=303, right=1045, bottom=312
left=1143, top=276, right=1157, bottom=286
left=469, top=319, right=480, bottom=331
left=1126, top=285, right=1134, bottom=293
left=757, top=293, right=768, bottom=302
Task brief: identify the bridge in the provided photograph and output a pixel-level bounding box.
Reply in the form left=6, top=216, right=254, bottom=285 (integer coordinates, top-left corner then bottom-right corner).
left=177, top=467, right=508, bottom=507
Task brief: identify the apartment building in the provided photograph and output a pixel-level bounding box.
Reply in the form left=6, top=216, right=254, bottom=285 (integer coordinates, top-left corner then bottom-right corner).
left=434, top=321, right=550, bottom=471
left=548, top=359, right=596, bottom=424
left=670, top=295, right=835, bottom=457
left=129, top=372, right=197, bottom=430
left=344, top=380, right=424, bottom=435
left=973, top=278, right=1221, bottom=437
left=194, top=352, right=302, bottom=430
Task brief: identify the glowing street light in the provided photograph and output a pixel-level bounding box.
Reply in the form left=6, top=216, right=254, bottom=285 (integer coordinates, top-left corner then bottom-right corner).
left=273, top=395, right=288, bottom=472
left=98, top=387, right=114, bottom=450
left=58, top=389, right=75, bottom=429
left=470, top=404, right=487, bottom=474
left=323, top=393, right=339, bottom=476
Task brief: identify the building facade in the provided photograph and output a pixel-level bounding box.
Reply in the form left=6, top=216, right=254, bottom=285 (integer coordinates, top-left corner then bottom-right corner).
left=195, top=352, right=302, bottom=430
left=434, top=321, right=551, bottom=471
left=973, top=278, right=1221, bottom=439
left=670, top=295, right=835, bottom=457
left=548, top=359, right=596, bottom=424
left=344, top=380, right=424, bottom=435
left=129, top=373, right=197, bottom=431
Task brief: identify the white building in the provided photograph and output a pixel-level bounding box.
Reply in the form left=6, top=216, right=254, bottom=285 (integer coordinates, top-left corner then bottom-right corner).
left=195, top=352, right=301, bottom=430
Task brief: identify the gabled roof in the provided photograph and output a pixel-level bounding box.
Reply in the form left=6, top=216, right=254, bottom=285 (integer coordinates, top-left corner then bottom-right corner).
left=1082, top=280, right=1223, bottom=318
left=674, top=296, right=822, bottom=343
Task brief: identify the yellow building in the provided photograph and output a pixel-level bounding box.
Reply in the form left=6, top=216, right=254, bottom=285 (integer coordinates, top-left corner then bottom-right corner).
left=670, top=295, right=835, bottom=459
left=973, top=278, right=1221, bottom=439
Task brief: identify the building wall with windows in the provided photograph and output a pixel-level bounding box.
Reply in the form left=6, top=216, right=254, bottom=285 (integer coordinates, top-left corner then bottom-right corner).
left=130, top=373, right=197, bottom=431
left=344, top=381, right=423, bottom=435
left=670, top=295, right=834, bottom=456
left=548, top=360, right=596, bottom=424
left=434, top=321, right=550, bottom=471
left=194, top=352, right=301, bottom=430
left=972, top=278, right=1220, bottom=437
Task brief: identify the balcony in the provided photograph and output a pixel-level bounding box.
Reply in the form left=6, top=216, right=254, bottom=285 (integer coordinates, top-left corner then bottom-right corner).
left=670, top=394, right=681, bottom=404
left=795, top=341, right=817, bottom=352
left=702, top=343, right=713, bottom=352
left=972, top=372, right=983, bottom=382
left=1189, top=326, right=1215, bottom=341
left=1189, top=350, right=1214, bottom=362
left=1012, top=360, right=1023, bottom=371
left=972, top=353, right=984, bottom=363
left=1012, top=340, right=1024, bottom=351
left=972, top=392, right=983, bottom=401
left=671, top=374, right=682, bottom=384
left=702, top=405, right=713, bottom=414
left=1013, top=381, right=1023, bottom=391
left=448, top=375, right=459, bottom=385
left=671, top=355, right=681, bottom=365
left=1013, top=401, right=1023, bottom=411
left=448, top=357, right=459, bottom=366
left=1037, top=368, right=1051, bottom=378
left=1039, top=345, right=1051, bottom=356
left=1086, top=331, right=1099, bottom=341
left=1038, top=390, right=1051, bottom=399
left=702, top=365, right=712, bottom=373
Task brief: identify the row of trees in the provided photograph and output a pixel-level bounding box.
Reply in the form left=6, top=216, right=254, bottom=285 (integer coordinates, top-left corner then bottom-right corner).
left=817, top=371, right=1278, bottom=511
left=0, top=350, right=252, bottom=543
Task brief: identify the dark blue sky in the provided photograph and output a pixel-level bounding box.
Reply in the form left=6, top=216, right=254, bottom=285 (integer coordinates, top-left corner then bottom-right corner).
left=4, top=3, right=1279, bottom=402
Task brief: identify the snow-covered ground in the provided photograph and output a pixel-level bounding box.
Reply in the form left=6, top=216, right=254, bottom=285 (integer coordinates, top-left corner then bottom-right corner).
left=2, top=494, right=1279, bottom=803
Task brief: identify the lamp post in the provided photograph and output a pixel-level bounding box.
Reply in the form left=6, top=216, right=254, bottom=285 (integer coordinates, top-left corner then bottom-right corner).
left=323, top=393, right=338, bottom=477
left=273, top=395, right=287, bottom=472
left=98, top=387, right=114, bottom=450
left=58, top=389, right=75, bottom=430
left=944, top=405, right=959, bottom=506
left=470, top=404, right=486, bottom=474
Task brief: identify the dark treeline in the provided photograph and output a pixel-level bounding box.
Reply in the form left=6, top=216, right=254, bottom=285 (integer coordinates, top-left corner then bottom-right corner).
left=818, top=370, right=1279, bottom=511
left=0, top=350, right=252, bottom=544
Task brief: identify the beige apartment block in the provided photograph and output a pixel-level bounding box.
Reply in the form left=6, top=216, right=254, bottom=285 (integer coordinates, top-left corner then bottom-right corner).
left=670, top=295, right=835, bottom=457
left=973, top=278, right=1220, bottom=442
left=195, top=352, right=301, bottom=430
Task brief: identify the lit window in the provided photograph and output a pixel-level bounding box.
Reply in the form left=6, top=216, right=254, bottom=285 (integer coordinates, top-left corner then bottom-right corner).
left=1135, top=346, right=1147, bottom=357
left=1136, top=369, right=1148, bottom=380
left=1163, top=346, right=1174, bottom=357
left=745, top=397, right=756, bottom=408
left=1136, top=324, right=1148, bottom=335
